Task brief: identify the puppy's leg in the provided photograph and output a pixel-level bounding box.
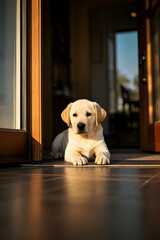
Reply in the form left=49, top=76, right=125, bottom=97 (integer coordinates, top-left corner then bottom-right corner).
left=50, top=130, right=68, bottom=159
left=65, top=146, right=88, bottom=166
left=95, top=143, right=110, bottom=165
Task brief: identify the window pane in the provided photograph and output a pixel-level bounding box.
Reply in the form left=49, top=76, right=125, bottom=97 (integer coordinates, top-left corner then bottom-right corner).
left=115, top=31, right=139, bottom=111
left=0, top=0, right=21, bottom=129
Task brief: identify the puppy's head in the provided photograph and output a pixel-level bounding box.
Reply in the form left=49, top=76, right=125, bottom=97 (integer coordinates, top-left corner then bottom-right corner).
left=61, top=99, right=106, bottom=134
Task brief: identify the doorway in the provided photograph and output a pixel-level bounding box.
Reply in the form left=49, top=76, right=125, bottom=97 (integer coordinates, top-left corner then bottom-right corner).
left=42, top=0, right=160, bottom=160
left=42, top=0, right=140, bottom=155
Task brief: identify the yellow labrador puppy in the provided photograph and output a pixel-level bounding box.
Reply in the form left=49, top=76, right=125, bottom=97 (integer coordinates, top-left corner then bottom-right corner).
left=51, top=99, right=110, bottom=165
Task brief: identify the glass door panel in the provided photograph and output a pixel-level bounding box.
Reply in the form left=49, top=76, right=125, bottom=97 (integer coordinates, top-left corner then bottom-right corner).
left=0, top=0, right=21, bottom=129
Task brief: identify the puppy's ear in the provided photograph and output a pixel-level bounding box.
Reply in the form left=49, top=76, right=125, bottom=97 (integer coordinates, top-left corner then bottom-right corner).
left=93, top=102, right=107, bottom=127
left=61, top=103, right=72, bottom=126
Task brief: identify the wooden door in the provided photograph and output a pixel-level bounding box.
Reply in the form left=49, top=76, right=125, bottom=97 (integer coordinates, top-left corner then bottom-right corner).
left=138, top=0, right=160, bottom=152
left=0, top=0, right=42, bottom=161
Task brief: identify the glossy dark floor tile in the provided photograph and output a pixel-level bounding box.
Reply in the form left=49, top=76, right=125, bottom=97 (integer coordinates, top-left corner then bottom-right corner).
left=1, top=164, right=160, bottom=240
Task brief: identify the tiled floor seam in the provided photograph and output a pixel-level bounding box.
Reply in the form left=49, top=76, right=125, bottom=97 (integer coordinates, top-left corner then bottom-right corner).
left=140, top=173, right=160, bottom=187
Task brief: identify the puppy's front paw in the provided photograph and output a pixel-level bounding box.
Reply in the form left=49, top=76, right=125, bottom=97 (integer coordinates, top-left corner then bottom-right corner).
left=51, top=152, right=63, bottom=159
left=95, top=153, right=110, bottom=165
left=73, top=157, right=88, bottom=166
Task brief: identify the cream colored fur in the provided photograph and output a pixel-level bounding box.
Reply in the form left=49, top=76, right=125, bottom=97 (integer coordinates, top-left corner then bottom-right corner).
left=51, top=99, right=110, bottom=165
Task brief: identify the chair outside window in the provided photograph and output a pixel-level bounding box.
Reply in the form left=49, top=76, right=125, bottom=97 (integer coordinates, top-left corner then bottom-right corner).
left=121, top=85, right=139, bottom=130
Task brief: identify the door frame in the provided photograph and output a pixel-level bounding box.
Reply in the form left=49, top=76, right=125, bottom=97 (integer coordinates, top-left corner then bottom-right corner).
left=29, top=0, right=43, bottom=160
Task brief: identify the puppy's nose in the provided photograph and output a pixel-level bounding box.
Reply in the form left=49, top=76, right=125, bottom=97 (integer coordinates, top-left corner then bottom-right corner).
left=77, top=123, right=86, bottom=130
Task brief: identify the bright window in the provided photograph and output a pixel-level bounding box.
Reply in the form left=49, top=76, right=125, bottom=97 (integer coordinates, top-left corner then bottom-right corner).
left=0, top=0, right=21, bottom=129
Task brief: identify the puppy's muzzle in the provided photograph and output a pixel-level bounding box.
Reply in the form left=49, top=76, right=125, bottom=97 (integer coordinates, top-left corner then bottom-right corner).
left=77, top=123, right=86, bottom=133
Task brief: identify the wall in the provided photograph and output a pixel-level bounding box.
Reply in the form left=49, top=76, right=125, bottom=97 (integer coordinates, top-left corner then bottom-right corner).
left=43, top=0, right=70, bottom=148
left=70, top=1, right=113, bottom=134
left=89, top=10, right=112, bottom=134
left=70, top=0, right=90, bottom=99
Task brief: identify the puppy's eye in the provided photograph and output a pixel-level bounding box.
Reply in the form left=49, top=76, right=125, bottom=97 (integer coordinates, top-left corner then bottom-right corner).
left=86, top=112, right=92, bottom=117
left=73, top=113, right=77, bottom=117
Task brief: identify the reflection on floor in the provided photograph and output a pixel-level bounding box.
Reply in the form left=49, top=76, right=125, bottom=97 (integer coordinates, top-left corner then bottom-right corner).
left=0, top=153, right=160, bottom=240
